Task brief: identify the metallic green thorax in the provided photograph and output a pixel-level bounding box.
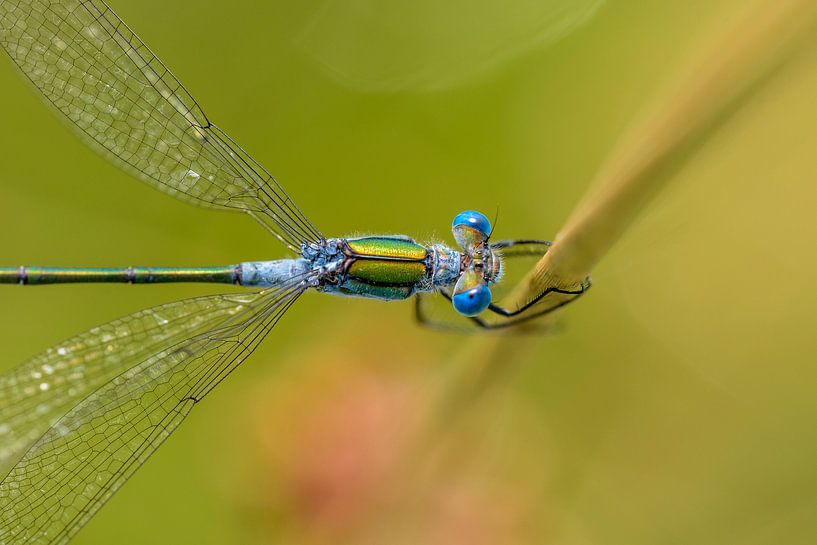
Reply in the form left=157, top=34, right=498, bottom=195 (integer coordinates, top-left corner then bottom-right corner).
left=346, top=237, right=429, bottom=260
left=333, top=236, right=431, bottom=300
left=0, top=266, right=239, bottom=285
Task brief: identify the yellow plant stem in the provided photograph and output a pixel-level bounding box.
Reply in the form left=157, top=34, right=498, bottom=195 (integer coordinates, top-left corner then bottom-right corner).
left=524, top=0, right=817, bottom=300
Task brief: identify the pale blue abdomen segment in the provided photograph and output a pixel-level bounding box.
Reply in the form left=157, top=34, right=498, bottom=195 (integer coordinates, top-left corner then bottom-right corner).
left=239, top=259, right=312, bottom=287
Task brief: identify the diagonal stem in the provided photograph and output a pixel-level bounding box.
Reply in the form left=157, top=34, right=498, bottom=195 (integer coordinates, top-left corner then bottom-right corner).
left=434, top=0, right=817, bottom=417
left=521, top=0, right=817, bottom=300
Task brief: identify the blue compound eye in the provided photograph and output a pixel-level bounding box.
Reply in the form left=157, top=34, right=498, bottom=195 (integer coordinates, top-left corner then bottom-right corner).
left=452, top=210, right=491, bottom=237
left=452, top=210, right=491, bottom=251
left=452, top=282, right=492, bottom=317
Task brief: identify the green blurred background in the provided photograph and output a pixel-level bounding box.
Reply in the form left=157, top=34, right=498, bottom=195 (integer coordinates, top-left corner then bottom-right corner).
left=2, top=0, right=816, bottom=543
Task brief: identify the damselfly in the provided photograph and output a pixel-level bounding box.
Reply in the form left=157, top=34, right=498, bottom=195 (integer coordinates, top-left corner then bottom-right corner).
left=0, top=1, right=589, bottom=544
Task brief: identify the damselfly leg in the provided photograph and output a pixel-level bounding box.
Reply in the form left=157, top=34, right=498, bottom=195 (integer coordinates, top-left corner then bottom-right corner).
left=415, top=240, right=590, bottom=331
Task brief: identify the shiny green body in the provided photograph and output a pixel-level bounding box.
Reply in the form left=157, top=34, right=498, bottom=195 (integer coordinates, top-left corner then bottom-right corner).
left=333, top=236, right=432, bottom=300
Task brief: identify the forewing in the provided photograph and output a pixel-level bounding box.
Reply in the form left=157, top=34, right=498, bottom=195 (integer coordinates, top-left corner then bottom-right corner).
left=0, top=282, right=304, bottom=545
left=0, top=0, right=321, bottom=251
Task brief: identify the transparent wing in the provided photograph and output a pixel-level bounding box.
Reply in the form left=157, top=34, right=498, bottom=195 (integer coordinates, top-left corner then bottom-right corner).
left=0, top=0, right=321, bottom=252
left=0, top=281, right=305, bottom=545
left=0, top=292, right=261, bottom=475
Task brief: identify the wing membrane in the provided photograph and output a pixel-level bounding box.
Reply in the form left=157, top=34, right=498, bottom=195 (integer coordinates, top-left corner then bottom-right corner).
left=0, top=281, right=305, bottom=545
left=0, top=292, right=259, bottom=475
left=0, top=0, right=321, bottom=251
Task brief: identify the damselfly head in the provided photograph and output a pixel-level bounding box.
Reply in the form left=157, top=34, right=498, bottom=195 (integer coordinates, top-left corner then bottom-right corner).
left=451, top=210, right=502, bottom=316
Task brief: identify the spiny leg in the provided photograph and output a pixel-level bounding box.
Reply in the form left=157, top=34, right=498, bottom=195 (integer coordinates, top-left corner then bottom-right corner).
left=414, top=292, right=454, bottom=332
left=489, top=239, right=551, bottom=256
left=486, top=277, right=591, bottom=318
left=433, top=279, right=591, bottom=330
left=415, top=239, right=591, bottom=331
left=414, top=291, right=503, bottom=333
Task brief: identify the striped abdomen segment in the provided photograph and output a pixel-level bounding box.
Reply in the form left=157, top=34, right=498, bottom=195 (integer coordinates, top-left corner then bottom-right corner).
left=0, top=266, right=240, bottom=285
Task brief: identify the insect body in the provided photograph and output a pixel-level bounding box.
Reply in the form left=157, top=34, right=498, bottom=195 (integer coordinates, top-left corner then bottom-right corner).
left=0, top=1, right=589, bottom=544
left=0, top=211, right=510, bottom=318
left=253, top=213, right=501, bottom=315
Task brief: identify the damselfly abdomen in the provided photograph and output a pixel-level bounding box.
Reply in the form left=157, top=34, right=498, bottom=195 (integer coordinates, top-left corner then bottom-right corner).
left=0, top=1, right=589, bottom=544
